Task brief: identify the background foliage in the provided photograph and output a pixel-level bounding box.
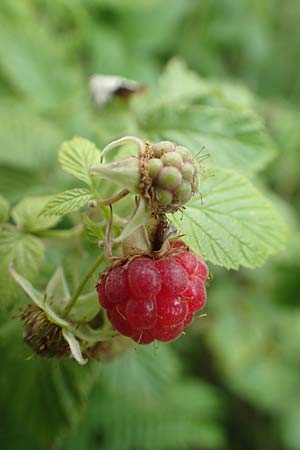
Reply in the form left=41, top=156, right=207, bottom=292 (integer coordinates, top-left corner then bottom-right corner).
left=0, top=1, right=299, bottom=449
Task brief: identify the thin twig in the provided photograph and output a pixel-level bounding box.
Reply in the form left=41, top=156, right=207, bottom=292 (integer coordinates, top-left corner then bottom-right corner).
left=98, top=189, right=129, bottom=206
left=64, top=254, right=104, bottom=316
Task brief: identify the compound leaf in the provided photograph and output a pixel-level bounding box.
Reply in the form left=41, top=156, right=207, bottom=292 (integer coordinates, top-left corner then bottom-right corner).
left=12, top=196, right=61, bottom=232
left=59, top=137, right=101, bottom=187
left=172, top=168, right=289, bottom=269
left=41, top=189, right=94, bottom=216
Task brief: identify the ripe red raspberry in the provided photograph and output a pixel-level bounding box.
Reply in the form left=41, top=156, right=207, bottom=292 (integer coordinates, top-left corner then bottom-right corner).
left=126, top=297, right=157, bottom=329
left=127, top=257, right=161, bottom=299
left=155, top=258, right=188, bottom=296
left=105, top=266, right=130, bottom=304
left=173, top=251, right=198, bottom=275
left=156, top=293, right=188, bottom=326
left=97, top=274, right=110, bottom=308
left=182, top=275, right=207, bottom=312
left=153, top=323, right=184, bottom=342
left=132, top=329, right=155, bottom=345
left=96, top=245, right=209, bottom=345
left=107, top=304, right=135, bottom=337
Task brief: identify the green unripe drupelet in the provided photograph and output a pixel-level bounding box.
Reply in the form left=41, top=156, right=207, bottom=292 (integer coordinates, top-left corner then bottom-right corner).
left=175, top=146, right=193, bottom=161
left=160, top=152, right=183, bottom=168
left=148, top=158, right=163, bottom=178
left=152, top=141, right=176, bottom=158
left=157, top=166, right=182, bottom=190
left=181, top=163, right=195, bottom=181
left=146, top=141, right=199, bottom=212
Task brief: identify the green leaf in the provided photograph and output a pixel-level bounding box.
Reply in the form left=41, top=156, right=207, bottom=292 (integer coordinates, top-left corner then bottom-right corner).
left=0, top=230, right=44, bottom=278
left=0, top=102, right=63, bottom=170
left=63, top=346, right=224, bottom=450
left=0, top=332, right=98, bottom=449
left=141, top=105, right=276, bottom=175
left=59, top=137, right=101, bottom=187
left=41, top=189, right=94, bottom=216
left=158, top=58, right=254, bottom=109
left=171, top=168, right=289, bottom=269
left=0, top=195, right=9, bottom=225
left=12, top=196, right=61, bottom=232
left=82, top=215, right=105, bottom=243
left=0, top=20, right=81, bottom=110
left=158, top=58, right=210, bottom=105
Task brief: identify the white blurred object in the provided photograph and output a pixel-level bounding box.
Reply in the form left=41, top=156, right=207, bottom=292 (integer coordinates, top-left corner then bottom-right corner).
left=89, top=75, right=146, bottom=106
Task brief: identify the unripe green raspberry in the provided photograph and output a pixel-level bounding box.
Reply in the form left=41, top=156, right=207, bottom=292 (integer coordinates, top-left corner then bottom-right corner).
left=174, top=181, right=192, bottom=203
left=156, top=188, right=173, bottom=207
left=157, top=166, right=182, bottom=190
left=181, top=163, right=195, bottom=181
left=160, top=152, right=183, bottom=168
left=145, top=141, right=200, bottom=212
left=176, top=146, right=193, bottom=161
left=152, top=141, right=176, bottom=158
left=91, top=137, right=201, bottom=215
left=148, top=158, right=163, bottom=178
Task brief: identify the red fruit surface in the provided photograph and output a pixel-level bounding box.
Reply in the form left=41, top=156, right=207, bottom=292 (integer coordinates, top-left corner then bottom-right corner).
left=174, top=251, right=199, bottom=275
left=108, top=304, right=134, bottom=337
left=182, top=276, right=207, bottom=312
left=105, top=266, right=130, bottom=304
left=183, top=312, right=194, bottom=328
left=97, top=245, right=209, bottom=345
left=153, top=323, right=183, bottom=342
left=196, top=257, right=209, bottom=281
left=128, top=258, right=161, bottom=299
left=126, top=297, right=157, bottom=329
left=156, top=293, right=188, bottom=326
left=155, top=258, right=188, bottom=296
left=132, top=329, right=155, bottom=344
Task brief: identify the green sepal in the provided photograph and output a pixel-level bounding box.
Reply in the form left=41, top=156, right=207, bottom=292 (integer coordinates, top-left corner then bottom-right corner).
left=9, top=266, right=114, bottom=365
left=9, top=266, right=44, bottom=307
left=113, top=197, right=151, bottom=244
left=90, top=157, right=140, bottom=193
left=62, top=329, right=88, bottom=365
left=45, top=266, right=70, bottom=313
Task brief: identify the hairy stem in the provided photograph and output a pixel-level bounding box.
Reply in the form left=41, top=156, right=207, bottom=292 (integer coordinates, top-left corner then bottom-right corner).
left=98, top=189, right=129, bottom=206
left=64, top=254, right=104, bottom=316
left=33, top=225, right=83, bottom=240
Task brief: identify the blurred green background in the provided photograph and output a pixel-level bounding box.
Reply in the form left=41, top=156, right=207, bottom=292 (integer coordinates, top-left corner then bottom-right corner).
left=0, top=1, right=300, bottom=449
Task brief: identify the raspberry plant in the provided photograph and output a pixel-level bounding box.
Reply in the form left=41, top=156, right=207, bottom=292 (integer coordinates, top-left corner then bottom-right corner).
left=0, top=0, right=299, bottom=446
left=0, top=60, right=289, bottom=367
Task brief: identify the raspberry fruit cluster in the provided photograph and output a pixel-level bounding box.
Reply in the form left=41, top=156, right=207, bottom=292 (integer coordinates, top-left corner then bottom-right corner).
left=145, top=141, right=199, bottom=212
left=97, top=243, right=208, bottom=344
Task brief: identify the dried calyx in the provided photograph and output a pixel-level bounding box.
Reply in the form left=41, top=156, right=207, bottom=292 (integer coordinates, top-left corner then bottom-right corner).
left=22, top=304, right=70, bottom=358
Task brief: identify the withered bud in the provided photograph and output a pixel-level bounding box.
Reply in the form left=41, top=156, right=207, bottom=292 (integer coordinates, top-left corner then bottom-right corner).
left=21, top=304, right=70, bottom=358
